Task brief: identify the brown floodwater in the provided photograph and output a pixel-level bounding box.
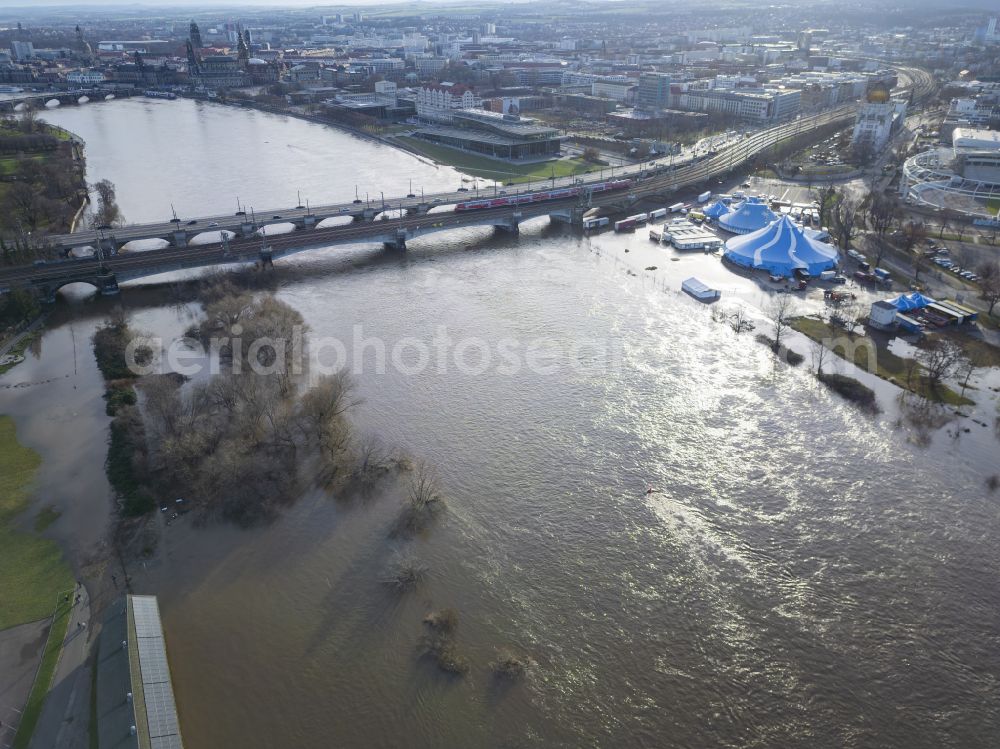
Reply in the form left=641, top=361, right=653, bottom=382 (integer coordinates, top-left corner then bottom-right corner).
left=4, top=99, right=997, bottom=749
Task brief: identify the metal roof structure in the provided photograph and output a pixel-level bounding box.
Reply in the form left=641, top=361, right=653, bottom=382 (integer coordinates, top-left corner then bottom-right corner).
left=129, top=596, right=184, bottom=749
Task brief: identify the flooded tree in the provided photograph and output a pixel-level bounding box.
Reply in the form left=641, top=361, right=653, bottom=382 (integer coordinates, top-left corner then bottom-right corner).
left=392, top=461, right=445, bottom=537
left=765, top=294, right=797, bottom=353
left=112, top=292, right=364, bottom=525
left=916, top=339, right=963, bottom=394
left=90, top=178, right=123, bottom=228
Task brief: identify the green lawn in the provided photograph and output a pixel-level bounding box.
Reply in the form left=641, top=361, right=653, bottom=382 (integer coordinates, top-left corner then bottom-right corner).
left=790, top=317, right=974, bottom=407
left=13, top=592, right=73, bottom=749
left=986, top=198, right=1000, bottom=216
left=396, top=136, right=601, bottom=185
left=0, top=415, right=74, bottom=631
left=0, top=154, right=46, bottom=176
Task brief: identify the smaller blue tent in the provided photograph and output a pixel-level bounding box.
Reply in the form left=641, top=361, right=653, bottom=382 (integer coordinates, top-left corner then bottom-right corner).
left=703, top=200, right=731, bottom=219
left=717, top=197, right=778, bottom=234
left=889, top=292, right=935, bottom=311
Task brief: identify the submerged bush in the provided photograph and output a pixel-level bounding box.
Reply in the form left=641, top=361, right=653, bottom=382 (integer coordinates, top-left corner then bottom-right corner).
left=383, top=555, right=427, bottom=591
left=392, top=462, right=444, bottom=537
left=818, top=372, right=879, bottom=412
left=491, top=650, right=527, bottom=680
left=423, top=608, right=458, bottom=634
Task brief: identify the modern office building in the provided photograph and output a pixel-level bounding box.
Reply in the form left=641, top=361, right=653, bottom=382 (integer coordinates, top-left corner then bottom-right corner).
left=637, top=72, right=671, bottom=112
left=675, top=86, right=800, bottom=123
left=592, top=78, right=636, bottom=103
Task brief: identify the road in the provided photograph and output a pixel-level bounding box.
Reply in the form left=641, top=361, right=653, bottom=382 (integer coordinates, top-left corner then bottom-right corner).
left=26, top=584, right=92, bottom=749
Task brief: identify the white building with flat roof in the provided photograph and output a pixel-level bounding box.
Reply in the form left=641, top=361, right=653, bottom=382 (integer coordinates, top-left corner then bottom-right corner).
left=952, top=128, right=1000, bottom=152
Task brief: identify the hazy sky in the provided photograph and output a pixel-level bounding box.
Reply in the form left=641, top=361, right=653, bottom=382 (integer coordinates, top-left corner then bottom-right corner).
left=6, top=0, right=449, bottom=7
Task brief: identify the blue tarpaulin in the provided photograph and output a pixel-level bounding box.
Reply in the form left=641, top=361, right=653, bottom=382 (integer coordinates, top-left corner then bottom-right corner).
left=889, top=292, right=935, bottom=311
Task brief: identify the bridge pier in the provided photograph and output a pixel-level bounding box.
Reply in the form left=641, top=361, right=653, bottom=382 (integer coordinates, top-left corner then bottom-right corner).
left=548, top=207, right=587, bottom=226
left=97, top=237, right=120, bottom=256
left=492, top=211, right=522, bottom=235
left=383, top=229, right=408, bottom=251
left=172, top=230, right=188, bottom=248
left=97, top=272, right=120, bottom=296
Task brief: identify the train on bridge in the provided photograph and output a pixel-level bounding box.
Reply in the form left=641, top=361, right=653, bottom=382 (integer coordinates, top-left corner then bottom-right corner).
left=454, top=179, right=633, bottom=211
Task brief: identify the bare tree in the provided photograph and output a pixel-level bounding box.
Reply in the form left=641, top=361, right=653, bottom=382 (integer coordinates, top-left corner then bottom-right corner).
left=810, top=336, right=829, bottom=375
left=4, top=182, right=43, bottom=231
left=865, top=193, right=901, bottom=267
left=976, top=261, right=1000, bottom=316
left=830, top=193, right=861, bottom=250
left=956, top=357, right=976, bottom=400
left=728, top=306, right=754, bottom=334
left=18, top=104, right=37, bottom=134
left=393, top=461, right=445, bottom=537
left=917, top=339, right=962, bottom=394
left=816, top=185, right=837, bottom=227
left=899, top=220, right=928, bottom=256
left=766, top=294, right=797, bottom=352
left=937, top=210, right=951, bottom=240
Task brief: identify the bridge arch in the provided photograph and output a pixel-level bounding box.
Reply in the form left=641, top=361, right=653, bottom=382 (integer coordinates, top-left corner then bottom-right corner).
left=43, top=275, right=120, bottom=302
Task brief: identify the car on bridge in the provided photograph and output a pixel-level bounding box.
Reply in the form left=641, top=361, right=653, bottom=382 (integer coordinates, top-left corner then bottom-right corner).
left=186, top=220, right=197, bottom=225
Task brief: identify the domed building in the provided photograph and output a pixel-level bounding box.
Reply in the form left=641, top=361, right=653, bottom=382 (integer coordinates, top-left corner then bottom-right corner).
left=723, top=215, right=839, bottom=277
left=717, top=196, right=777, bottom=234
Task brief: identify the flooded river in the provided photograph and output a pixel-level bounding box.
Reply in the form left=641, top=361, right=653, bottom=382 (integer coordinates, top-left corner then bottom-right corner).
left=4, top=98, right=998, bottom=748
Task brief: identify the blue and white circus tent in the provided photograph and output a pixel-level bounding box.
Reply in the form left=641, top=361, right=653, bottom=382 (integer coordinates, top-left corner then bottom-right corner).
left=723, top=215, right=839, bottom=276
left=717, top=196, right=777, bottom=234
left=702, top=200, right=731, bottom=219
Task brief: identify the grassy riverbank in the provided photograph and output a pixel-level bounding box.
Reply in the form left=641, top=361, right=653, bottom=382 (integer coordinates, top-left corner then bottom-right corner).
left=0, top=416, right=74, bottom=631
left=790, top=317, right=974, bottom=407
left=395, top=136, right=597, bottom=184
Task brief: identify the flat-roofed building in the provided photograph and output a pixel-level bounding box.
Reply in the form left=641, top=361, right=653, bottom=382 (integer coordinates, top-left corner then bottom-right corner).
left=414, top=108, right=562, bottom=161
